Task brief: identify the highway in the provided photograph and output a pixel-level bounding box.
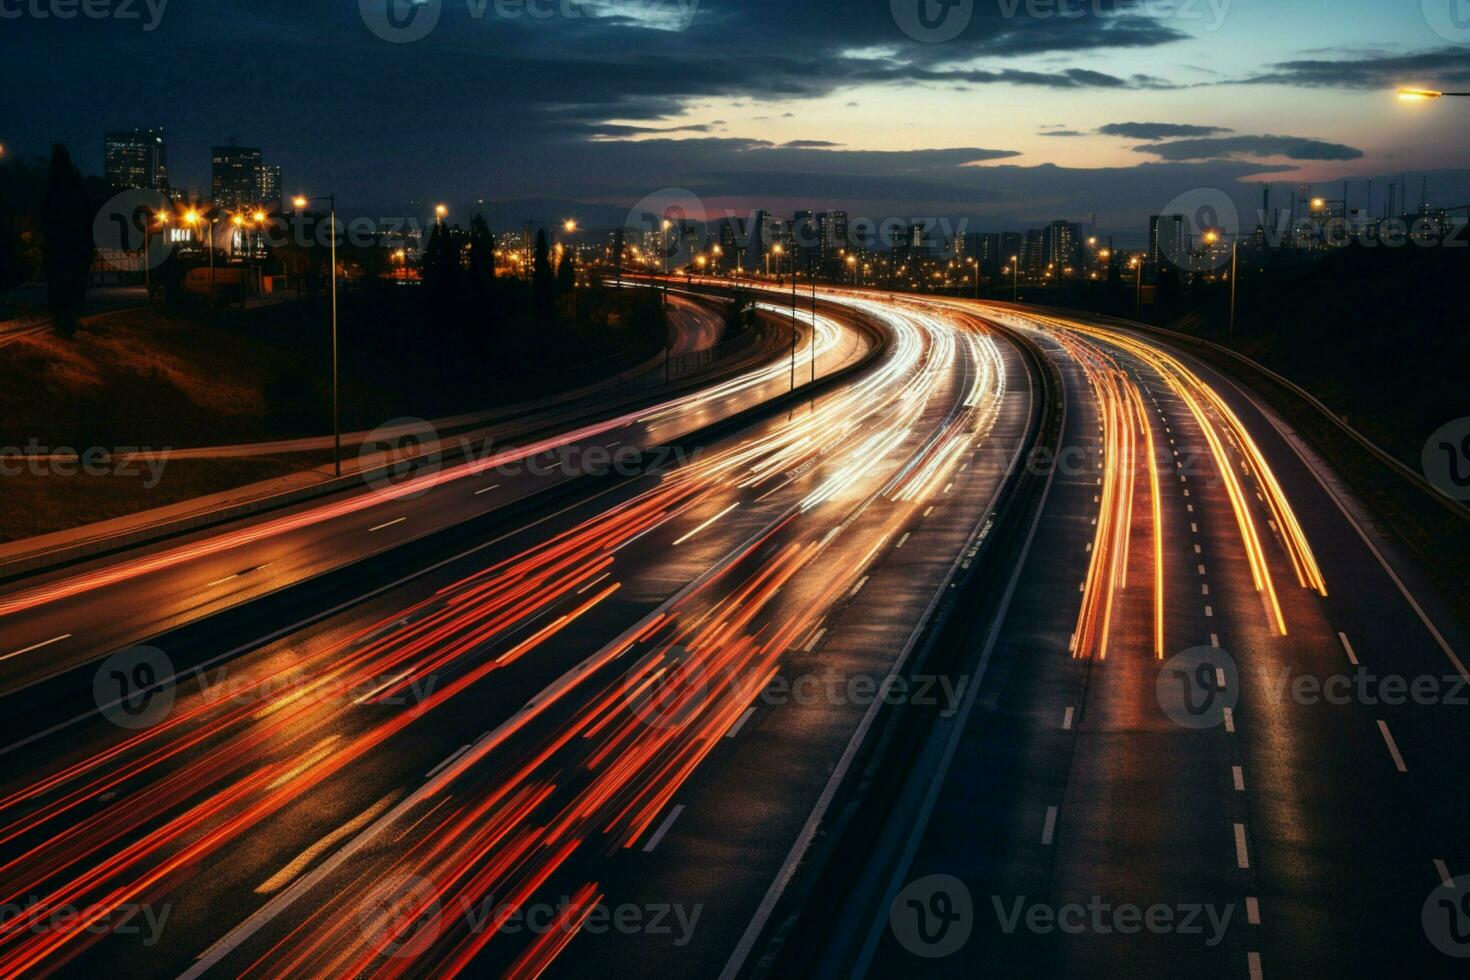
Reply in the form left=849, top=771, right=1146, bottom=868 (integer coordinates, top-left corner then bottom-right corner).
left=0, top=294, right=863, bottom=695
left=0, top=288, right=1465, bottom=979
left=766, top=298, right=1470, bottom=980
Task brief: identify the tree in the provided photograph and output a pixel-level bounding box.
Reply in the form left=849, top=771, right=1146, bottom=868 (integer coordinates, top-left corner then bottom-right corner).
left=40, top=144, right=93, bottom=335
left=531, top=228, right=554, bottom=322
left=556, top=247, right=575, bottom=295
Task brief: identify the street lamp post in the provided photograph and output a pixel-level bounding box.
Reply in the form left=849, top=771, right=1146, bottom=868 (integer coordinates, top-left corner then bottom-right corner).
left=1130, top=257, right=1143, bottom=319
left=295, top=194, right=341, bottom=478
left=145, top=210, right=168, bottom=300
left=1010, top=255, right=1018, bottom=303
left=1229, top=239, right=1239, bottom=340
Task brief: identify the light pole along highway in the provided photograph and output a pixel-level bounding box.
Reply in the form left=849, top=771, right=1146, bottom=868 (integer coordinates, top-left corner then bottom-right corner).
left=293, top=193, right=341, bottom=477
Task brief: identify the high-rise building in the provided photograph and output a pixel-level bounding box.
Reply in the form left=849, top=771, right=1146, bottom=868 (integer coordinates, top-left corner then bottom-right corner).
left=999, top=232, right=1023, bottom=270
left=792, top=209, right=819, bottom=267
left=1047, top=220, right=1082, bottom=274
left=817, top=210, right=849, bottom=257
left=255, top=164, right=281, bottom=209
left=104, top=128, right=169, bottom=191
left=969, top=232, right=1001, bottom=272
left=212, top=145, right=263, bottom=208
left=1149, top=214, right=1185, bottom=272
left=1022, top=228, right=1046, bottom=276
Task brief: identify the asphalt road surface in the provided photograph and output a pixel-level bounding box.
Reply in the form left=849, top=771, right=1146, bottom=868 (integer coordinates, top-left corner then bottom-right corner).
left=0, top=288, right=1464, bottom=980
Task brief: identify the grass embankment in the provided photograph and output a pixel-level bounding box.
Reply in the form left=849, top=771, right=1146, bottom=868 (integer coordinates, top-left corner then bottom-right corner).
left=0, top=283, right=669, bottom=543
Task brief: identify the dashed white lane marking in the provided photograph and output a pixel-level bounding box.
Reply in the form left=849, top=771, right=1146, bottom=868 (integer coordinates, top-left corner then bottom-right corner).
left=727, top=707, right=756, bottom=738
left=1205, top=605, right=1214, bottom=618
left=1198, top=564, right=1207, bottom=576
left=1186, top=504, right=1194, bottom=513
left=1210, top=633, right=1220, bottom=648
left=1434, top=859, right=1453, bottom=887
left=1062, top=706, right=1074, bottom=730
left=803, top=627, right=827, bottom=653
left=1246, top=897, right=1261, bottom=925
left=895, top=532, right=911, bottom=549
left=1194, top=543, right=1202, bottom=554
left=605, top=440, right=622, bottom=448
left=1338, top=632, right=1359, bottom=666
left=0, top=634, right=72, bottom=663
left=1202, top=584, right=1210, bottom=596
left=1216, top=667, right=1227, bottom=688
left=673, top=502, right=740, bottom=546
left=942, top=482, right=953, bottom=494
left=1234, top=823, right=1250, bottom=868
left=474, top=483, right=502, bottom=495
left=1232, top=766, right=1245, bottom=791
left=923, top=505, right=935, bottom=518
left=1248, top=950, right=1264, bottom=980
left=642, top=804, right=686, bottom=852
left=1223, top=707, right=1236, bottom=733
left=1190, top=522, right=1199, bottom=533
left=368, top=517, right=407, bottom=532
left=1377, top=720, right=1408, bottom=772
left=1041, top=806, right=1058, bottom=845
left=849, top=576, right=869, bottom=597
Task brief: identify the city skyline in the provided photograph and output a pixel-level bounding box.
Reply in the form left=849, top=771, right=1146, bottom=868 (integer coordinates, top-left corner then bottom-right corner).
left=4, top=2, right=1470, bottom=227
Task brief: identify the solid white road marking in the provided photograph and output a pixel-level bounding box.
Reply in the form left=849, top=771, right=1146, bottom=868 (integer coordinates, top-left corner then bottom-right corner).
left=673, top=502, right=740, bottom=546
left=727, top=707, right=756, bottom=738
left=0, top=634, right=72, bottom=663
left=642, top=804, right=686, bottom=852
left=425, top=744, right=472, bottom=779
left=1338, top=632, right=1359, bottom=666
left=1377, top=720, right=1408, bottom=772
left=1042, top=806, right=1058, bottom=845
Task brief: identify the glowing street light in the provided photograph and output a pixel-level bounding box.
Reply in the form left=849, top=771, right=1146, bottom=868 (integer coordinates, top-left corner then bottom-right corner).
left=562, top=218, right=578, bottom=234
left=292, top=195, right=309, bottom=210
left=435, top=204, right=448, bottom=222
left=182, top=207, right=217, bottom=307
left=1397, top=88, right=1470, bottom=101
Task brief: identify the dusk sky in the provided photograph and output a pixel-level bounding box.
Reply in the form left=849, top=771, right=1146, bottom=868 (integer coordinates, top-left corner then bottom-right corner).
left=4, top=0, right=1470, bottom=231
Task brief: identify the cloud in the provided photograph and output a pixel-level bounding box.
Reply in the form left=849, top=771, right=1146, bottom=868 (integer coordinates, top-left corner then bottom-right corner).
left=1038, top=130, right=1088, bottom=137
left=780, top=140, right=843, bottom=149
left=1135, top=134, right=1365, bottom=162
left=1239, top=46, right=1470, bottom=89
left=1099, top=121, right=1233, bottom=140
